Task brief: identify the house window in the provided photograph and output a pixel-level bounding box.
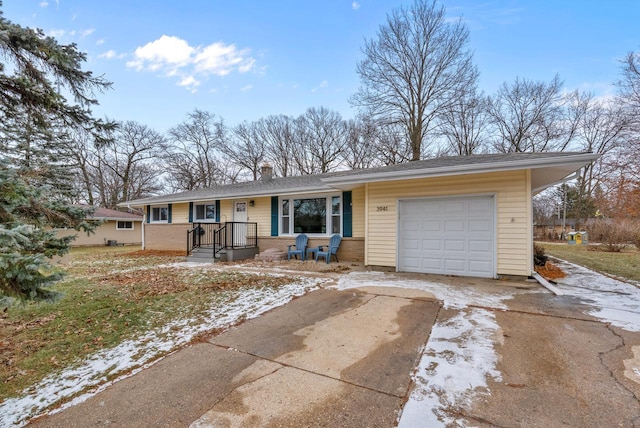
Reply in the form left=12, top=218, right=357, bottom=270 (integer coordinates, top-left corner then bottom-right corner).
left=195, top=203, right=217, bottom=222
left=331, top=196, right=341, bottom=234
left=151, top=206, right=168, bottom=222
left=117, top=221, right=133, bottom=230
left=280, top=195, right=341, bottom=235
left=281, top=200, right=290, bottom=234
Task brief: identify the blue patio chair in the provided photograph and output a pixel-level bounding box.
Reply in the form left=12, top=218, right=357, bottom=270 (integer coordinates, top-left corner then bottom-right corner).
left=287, top=234, right=309, bottom=260
left=316, top=234, right=342, bottom=264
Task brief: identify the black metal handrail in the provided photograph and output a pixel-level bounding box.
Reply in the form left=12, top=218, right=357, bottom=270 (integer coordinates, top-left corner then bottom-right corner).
left=187, top=221, right=258, bottom=257
left=187, top=222, right=222, bottom=255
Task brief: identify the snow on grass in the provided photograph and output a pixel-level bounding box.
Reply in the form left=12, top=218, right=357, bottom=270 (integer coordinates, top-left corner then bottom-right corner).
left=335, top=271, right=513, bottom=427
left=553, top=259, right=640, bottom=332
left=0, top=277, right=324, bottom=428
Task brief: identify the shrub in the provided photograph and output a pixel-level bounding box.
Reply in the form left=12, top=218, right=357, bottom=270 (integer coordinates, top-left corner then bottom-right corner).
left=586, top=218, right=639, bottom=252
left=533, top=243, right=548, bottom=266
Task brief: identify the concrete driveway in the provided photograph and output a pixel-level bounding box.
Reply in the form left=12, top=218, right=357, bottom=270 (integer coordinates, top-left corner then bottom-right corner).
left=28, top=261, right=640, bottom=427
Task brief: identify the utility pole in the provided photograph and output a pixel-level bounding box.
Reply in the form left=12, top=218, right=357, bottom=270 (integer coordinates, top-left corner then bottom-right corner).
left=561, top=184, right=567, bottom=241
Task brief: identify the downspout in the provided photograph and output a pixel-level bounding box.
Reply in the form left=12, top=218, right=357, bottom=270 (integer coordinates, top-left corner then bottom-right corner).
left=127, top=204, right=144, bottom=250
left=531, top=171, right=580, bottom=293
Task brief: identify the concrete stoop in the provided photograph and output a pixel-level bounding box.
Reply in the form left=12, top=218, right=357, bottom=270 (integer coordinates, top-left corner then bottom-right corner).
left=187, top=247, right=225, bottom=263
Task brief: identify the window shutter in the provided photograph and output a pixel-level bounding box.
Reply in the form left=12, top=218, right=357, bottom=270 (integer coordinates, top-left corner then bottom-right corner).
left=343, top=191, right=352, bottom=237
left=271, top=196, right=278, bottom=236
left=168, top=204, right=172, bottom=224
left=188, top=202, right=193, bottom=223
left=146, top=205, right=150, bottom=223
left=215, top=200, right=221, bottom=222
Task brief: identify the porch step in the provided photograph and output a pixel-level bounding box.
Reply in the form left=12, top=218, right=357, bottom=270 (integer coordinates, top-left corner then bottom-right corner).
left=187, top=247, right=227, bottom=262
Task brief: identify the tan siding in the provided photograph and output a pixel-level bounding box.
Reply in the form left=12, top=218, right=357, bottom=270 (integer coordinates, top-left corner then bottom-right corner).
left=57, top=221, right=142, bottom=247
left=247, top=197, right=272, bottom=237
left=351, top=186, right=365, bottom=238
left=171, top=203, right=190, bottom=224
left=219, top=200, right=233, bottom=222
left=366, top=170, right=532, bottom=276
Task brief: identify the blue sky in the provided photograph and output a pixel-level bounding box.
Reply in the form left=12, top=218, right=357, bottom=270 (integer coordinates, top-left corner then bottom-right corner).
left=5, top=1, right=640, bottom=133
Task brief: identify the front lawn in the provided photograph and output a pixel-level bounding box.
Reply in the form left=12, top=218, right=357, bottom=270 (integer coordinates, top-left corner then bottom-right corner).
left=0, top=249, right=317, bottom=424
left=539, top=242, right=640, bottom=283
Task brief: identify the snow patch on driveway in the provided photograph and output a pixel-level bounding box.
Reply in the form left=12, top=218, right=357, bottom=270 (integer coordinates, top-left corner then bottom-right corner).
left=553, top=260, right=640, bottom=332
left=336, top=271, right=512, bottom=427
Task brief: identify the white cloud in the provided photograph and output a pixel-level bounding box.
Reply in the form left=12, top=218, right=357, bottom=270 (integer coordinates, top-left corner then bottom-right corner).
left=81, top=28, right=95, bottom=37
left=96, top=39, right=105, bottom=45
left=98, top=50, right=116, bottom=59
left=39, top=1, right=49, bottom=7
left=98, top=50, right=126, bottom=60
left=48, top=28, right=66, bottom=38
left=352, top=2, right=361, bottom=10
left=127, top=35, right=194, bottom=72
left=127, top=35, right=256, bottom=92
left=312, top=80, right=329, bottom=92
left=194, top=42, right=254, bottom=76
left=240, top=84, right=253, bottom=92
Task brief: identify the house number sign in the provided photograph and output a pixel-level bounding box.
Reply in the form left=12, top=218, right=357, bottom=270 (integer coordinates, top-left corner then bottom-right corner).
left=376, top=206, right=388, bottom=212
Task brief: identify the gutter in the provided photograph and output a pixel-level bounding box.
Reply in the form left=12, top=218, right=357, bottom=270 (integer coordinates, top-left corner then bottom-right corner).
left=321, top=153, right=600, bottom=186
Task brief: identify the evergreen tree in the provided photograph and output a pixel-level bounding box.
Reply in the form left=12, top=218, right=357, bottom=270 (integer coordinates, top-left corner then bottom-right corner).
left=0, top=3, right=110, bottom=300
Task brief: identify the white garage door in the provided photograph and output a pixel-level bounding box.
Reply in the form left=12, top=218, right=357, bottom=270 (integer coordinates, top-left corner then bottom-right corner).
left=398, top=196, right=495, bottom=278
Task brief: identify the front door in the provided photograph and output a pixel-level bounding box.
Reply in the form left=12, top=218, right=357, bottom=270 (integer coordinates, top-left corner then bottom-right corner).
left=233, top=200, right=247, bottom=246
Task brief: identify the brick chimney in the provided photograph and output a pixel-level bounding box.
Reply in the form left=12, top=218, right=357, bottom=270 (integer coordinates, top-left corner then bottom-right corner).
left=260, top=163, right=273, bottom=181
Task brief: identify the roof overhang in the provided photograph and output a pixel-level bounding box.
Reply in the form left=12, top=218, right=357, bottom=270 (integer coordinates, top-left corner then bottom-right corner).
left=321, top=153, right=600, bottom=194
left=119, top=186, right=337, bottom=208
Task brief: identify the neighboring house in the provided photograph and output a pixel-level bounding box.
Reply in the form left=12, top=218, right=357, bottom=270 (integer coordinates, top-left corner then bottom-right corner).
left=56, top=207, right=143, bottom=247
left=534, top=219, right=577, bottom=240
left=120, top=152, right=598, bottom=279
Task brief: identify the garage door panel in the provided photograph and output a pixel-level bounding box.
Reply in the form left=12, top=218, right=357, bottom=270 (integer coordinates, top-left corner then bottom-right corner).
left=469, top=240, right=491, bottom=252
left=422, top=239, right=442, bottom=251
left=443, top=200, right=465, bottom=215
left=402, top=201, right=422, bottom=215
left=444, top=240, right=465, bottom=251
left=468, top=198, right=493, bottom=213
left=469, top=260, right=493, bottom=275
left=444, top=258, right=466, bottom=272
left=422, top=258, right=443, bottom=270
left=402, top=239, right=419, bottom=250
left=399, top=196, right=494, bottom=278
left=421, top=220, right=442, bottom=232
left=469, top=219, right=492, bottom=232
left=444, top=220, right=465, bottom=232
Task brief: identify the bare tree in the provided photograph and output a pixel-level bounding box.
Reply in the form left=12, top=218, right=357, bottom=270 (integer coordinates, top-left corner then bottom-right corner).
left=373, top=123, right=412, bottom=165
left=619, top=49, right=640, bottom=116
left=256, top=115, right=297, bottom=177
left=438, top=86, right=489, bottom=155
left=341, top=116, right=379, bottom=170
left=575, top=93, right=631, bottom=196
left=96, top=121, right=166, bottom=207
left=352, top=0, right=477, bottom=161
left=165, top=109, right=228, bottom=191
left=485, top=75, right=582, bottom=153
left=293, top=107, right=346, bottom=174
left=221, top=121, right=267, bottom=181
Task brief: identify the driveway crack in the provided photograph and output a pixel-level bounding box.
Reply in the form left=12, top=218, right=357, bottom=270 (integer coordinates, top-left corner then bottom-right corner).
left=600, top=324, right=640, bottom=403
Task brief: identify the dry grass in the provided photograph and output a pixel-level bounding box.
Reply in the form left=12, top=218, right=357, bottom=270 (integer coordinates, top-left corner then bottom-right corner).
left=538, top=242, right=640, bottom=283
left=0, top=248, right=297, bottom=402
